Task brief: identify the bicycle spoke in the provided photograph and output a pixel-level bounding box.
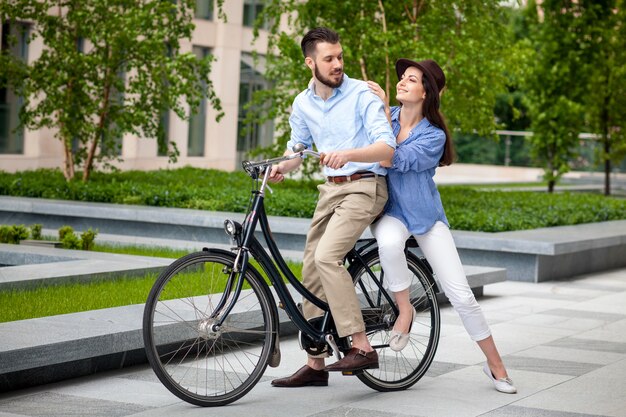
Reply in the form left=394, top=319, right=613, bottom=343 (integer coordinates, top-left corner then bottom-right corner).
left=351, top=248, right=440, bottom=391
left=143, top=251, right=275, bottom=406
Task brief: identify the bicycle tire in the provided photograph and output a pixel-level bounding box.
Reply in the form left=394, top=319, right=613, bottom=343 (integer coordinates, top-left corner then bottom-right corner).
left=142, top=249, right=277, bottom=407
left=349, top=249, right=440, bottom=391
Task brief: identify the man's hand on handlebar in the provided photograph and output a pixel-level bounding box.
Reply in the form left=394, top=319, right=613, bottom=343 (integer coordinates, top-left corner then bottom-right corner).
left=320, top=150, right=348, bottom=170
left=268, top=164, right=285, bottom=183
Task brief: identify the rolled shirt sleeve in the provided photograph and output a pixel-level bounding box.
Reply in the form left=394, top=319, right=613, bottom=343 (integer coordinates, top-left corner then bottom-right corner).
left=286, top=95, right=314, bottom=152
left=391, top=128, right=445, bottom=173
left=358, top=92, right=396, bottom=150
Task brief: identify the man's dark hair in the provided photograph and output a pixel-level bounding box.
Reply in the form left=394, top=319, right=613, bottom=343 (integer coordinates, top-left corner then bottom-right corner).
left=300, top=27, right=340, bottom=58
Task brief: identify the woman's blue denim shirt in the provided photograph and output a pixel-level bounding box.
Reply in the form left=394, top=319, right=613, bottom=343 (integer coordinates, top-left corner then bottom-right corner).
left=384, top=106, right=449, bottom=235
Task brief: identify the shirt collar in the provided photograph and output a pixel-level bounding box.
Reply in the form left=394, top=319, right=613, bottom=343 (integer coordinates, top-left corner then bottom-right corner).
left=306, top=73, right=351, bottom=97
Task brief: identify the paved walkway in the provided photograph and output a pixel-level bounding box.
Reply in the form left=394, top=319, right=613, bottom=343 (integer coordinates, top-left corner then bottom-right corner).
left=1, top=268, right=625, bottom=417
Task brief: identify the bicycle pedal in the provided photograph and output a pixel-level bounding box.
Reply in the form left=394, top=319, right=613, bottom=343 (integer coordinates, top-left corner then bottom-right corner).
left=341, top=370, right=363, bottom=376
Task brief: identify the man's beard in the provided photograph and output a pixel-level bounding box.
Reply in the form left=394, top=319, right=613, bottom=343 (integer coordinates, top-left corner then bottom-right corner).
left=315, top=66, right=344, bottom=88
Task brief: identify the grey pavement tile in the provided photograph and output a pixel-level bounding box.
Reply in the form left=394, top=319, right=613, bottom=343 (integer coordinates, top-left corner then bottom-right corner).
left=539, top=308, right=626, bottom=322
left=480, top=405, right=610, bottom=417
left=557, top=281, right=626, bottom=293
left=509, top=312, right=606, bottom=333
left=424, top=361, right=467, bottom=377
left=511, top=345, right=625, bottom=366
left=574, top=319, right=626, bottom=344
left=515, top=357, right=626, bottom=417
left=307, top=406, right=423, bottom=417
left=503, top=355, right=601, bottom=376
left=0, top=392, right=149, bottom=417
left=117, top=367, right=161, bottom=383
left=513, top=292, right=590, bottom=302
left=545, top=337, right=626, bottom=354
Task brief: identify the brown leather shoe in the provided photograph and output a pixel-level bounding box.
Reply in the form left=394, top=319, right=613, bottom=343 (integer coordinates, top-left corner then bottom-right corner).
left=324, top=348, right=379, bottom=372
left=271, top=365, right=329, bottom=387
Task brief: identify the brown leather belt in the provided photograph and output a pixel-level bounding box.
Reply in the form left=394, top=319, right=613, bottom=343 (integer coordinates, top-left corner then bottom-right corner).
left=327, top=171, right=377, bottom=184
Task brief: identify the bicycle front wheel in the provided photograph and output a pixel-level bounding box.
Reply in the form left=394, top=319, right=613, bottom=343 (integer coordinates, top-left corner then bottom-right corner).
left=142, top=249, right=277, bottom=407
left=350, top=249, right=440, bottom=391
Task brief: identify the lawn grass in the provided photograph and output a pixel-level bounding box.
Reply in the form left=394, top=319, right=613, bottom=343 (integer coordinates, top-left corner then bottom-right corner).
left=0, top=243, right=304, bottom=323
left=0, top=273, right=159, bottom=323
left=92, top=243, right=192, bottom=259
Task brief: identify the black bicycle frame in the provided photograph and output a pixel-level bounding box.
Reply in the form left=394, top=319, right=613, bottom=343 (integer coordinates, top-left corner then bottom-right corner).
left=211, top=187, right=332, bottom=343
left=213, top=163, right=399, bottom=345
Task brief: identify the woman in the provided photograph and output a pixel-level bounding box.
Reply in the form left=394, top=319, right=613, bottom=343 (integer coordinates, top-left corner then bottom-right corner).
left=367, top=58, right=516, bottom=394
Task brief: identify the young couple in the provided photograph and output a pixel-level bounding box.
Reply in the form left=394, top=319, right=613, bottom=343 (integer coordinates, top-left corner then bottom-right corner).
left=267, top=27, right=516, bottom=394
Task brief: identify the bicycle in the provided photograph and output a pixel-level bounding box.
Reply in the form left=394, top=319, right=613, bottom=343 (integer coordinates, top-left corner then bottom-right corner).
left=142, top=145, right=441, bottom=407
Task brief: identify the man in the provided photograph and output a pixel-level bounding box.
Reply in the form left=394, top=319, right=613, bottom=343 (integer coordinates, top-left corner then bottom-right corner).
left=269, top=27, right=396, bottom=388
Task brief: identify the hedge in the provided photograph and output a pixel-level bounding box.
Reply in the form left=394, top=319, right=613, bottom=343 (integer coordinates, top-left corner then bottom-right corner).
left=1, top=167, right=624, bottom=232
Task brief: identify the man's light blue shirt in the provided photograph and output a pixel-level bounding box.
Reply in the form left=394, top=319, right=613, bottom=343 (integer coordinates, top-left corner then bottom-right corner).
left=385, top=106, right=450, bottom=235
left=286, top=74, right=396, bottom=177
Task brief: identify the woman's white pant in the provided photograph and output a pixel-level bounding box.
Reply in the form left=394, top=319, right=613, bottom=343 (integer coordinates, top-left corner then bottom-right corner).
left=370, top=215, right=492, bottom=342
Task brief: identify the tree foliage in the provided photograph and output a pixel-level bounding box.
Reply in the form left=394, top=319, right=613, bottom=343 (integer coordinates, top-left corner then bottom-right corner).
left=577, top=0, right=626, bottom=195
left=248, top=0, right=519, bottom=176
left=0, top=0, right=223, bottom=182
left=522, top=0, right=626, bottom=193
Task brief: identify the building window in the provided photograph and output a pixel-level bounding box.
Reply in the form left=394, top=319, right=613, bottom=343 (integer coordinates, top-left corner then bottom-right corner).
left=237, top=53, right=273, bottom=162
left=0, top=22, right=28, bottom=154
left=243, top=0, right=267, bottom=29
left=194, top=0, right=213, bottom=20
left=187, top=46, right=211, bottom=157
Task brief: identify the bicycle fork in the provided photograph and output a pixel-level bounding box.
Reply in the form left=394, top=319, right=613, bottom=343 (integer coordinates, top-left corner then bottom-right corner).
left=203, top=247, right=250, bottom=332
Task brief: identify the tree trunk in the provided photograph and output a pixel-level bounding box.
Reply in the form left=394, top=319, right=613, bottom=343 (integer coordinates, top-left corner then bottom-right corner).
left=359, top=10, right=368, bottom=81
left=548, top=179, right=555, bottom=193
left=83, top=51, right=113, bottom=182
left=377, top=0, right=391, bottom=106
left=601, top=88, right=611, bottom=196
left=58, top=105, right=74, bottom=181
left=604, top=136, right=611, bottom=196
left=62, top=137, right=75, bottom=181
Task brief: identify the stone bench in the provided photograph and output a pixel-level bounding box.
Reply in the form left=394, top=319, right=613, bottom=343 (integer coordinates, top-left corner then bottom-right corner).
left=451, top=221, right=626, bottom=282
left=0, top=243, right=171, bottom=290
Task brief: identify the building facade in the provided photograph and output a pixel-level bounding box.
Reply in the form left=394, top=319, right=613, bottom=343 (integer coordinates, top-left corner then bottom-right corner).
left=0, top=0, right=275, bottom=174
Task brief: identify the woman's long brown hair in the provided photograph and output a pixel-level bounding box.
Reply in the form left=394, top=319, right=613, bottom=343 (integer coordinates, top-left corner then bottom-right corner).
left=421, top=72, right=455, bottom=166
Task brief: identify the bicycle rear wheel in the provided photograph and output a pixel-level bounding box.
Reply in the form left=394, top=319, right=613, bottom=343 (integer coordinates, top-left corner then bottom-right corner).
left=350, top=249, right=440, bottom=391
left=142, top=249, right=277, bottom=407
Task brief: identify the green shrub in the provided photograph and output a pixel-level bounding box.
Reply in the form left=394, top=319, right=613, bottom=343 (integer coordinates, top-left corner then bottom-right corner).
left=80, top=228, right=98, bottom=251
left=0, top=224, right=29, bottom=244
left=58, top=225, right=74, bottom=241
left=11, top=225, right=30, bottom=243
left=0, top=225, right=10, bottom=243
left=1, top=167, right=625, bottom=232
left=61, top=231, right=81, bottom=250
left=440, top=187, right=626, bottom=232
left=30, top=224, right=43, bottom=240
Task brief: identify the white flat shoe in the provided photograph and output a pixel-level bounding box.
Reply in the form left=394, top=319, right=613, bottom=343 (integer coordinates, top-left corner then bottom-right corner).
left=483, top=364, right=517, bottom=394
left=389, top=307, right=416, bottom=352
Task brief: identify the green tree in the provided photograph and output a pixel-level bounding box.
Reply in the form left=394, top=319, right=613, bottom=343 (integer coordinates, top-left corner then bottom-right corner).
left=522, top=0, right=586, bottom=192
left=578, top=0, right=626, bottom=195
left=0, top=0, right=223, bottom=182
left=522, top=0, right=626, bottom=194
left=247, top=0, right=520, bottom=175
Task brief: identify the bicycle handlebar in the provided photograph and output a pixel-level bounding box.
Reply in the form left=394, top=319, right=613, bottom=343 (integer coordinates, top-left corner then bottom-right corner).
left=242, top=145, right=320, bottom=179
